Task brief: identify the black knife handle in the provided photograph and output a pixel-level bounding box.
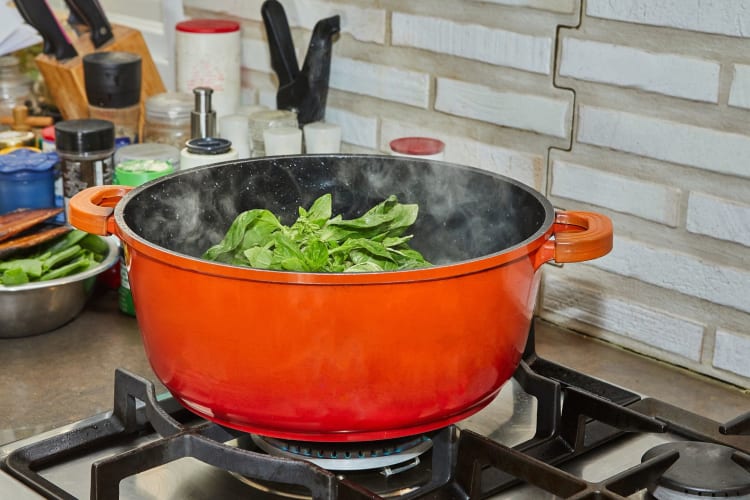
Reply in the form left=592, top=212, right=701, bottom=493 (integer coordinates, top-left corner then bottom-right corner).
left=65, top=0, right=113, bottom=48
left=13, top=0, right=78, bottom=60
left=261, top=0, right=300, bottom=87
left=13, top=0, right=54, bottom=55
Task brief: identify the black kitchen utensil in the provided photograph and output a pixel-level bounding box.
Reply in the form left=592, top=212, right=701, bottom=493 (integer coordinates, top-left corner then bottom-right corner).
left=13, top=0, right=78, bottom=60
left=63, top=0, right=114, bottom=48
left=261, top=0, right=339, bottom=126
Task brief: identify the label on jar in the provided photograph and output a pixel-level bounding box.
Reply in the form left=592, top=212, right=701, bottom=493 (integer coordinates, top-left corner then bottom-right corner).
left=61, top=156, right=114, bottom=212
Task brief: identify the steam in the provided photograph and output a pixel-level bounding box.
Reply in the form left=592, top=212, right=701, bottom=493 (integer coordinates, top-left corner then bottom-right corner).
left=121, top=156, right=549, bottom=266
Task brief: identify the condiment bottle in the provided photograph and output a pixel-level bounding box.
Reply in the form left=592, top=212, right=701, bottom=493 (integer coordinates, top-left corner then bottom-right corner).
left=83, top=51, right=142, bottom=146
left=142, top=91, right=193, bottom=149
left=55, top=119, right=115, bottom=214
left=180, top=137, right=238, bottom=169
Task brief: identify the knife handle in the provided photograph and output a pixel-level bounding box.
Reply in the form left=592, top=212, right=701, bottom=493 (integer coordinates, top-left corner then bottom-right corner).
left=13, top=0, right=78, bottom=60
left=261, top=0, right=300, bottom=87
left=65, top=0, right=114, bottom=48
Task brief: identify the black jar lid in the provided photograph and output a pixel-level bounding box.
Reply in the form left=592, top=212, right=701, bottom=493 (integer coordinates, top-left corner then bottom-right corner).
left=55, top=119, right=115, bottom=153
left=83, top=51, right=142, bottom=108
left=186, top=137, right=232, bottom=155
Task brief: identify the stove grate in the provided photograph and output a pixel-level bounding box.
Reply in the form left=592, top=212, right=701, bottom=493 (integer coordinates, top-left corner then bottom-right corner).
left=2, top=323, right=749, bottom=499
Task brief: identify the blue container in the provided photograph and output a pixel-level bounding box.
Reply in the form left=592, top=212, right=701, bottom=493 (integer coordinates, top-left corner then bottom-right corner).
left=0, top=149, right=59, bottom=214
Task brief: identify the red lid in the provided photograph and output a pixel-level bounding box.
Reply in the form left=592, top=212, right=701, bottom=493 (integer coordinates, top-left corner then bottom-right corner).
left=176, top=19, right=240, bottom=34
left=389, top=137, right=445, bottom=156
left=41, top=125, right=55, bottom=141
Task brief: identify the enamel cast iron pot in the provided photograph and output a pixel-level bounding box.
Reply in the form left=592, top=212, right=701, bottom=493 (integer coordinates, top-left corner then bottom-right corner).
left=69, top=154, right=612, bottom=442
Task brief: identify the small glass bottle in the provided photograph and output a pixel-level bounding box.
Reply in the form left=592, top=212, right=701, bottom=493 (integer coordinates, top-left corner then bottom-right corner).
left=83, top=52, right=142, bottom=146
left=0, top=56, right=32, bottom=120
left=142, top=92, right=193, bottom=149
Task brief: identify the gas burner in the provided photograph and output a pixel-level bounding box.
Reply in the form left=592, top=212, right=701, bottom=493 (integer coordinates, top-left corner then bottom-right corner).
left=642, top=442, right=750, bottom=499
left=251, top=434, right=433, bottom=471
left=232, top=434, right=435, bottom=498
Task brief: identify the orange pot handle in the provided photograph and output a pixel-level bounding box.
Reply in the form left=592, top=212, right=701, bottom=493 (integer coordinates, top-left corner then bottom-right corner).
left=68, top=185, right=133, bottom=236
left=533, top=211, right=613, bottom=269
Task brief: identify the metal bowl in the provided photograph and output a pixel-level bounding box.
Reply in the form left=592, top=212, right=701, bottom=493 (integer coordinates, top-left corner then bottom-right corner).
left=0, top=236, right=119, bottom=338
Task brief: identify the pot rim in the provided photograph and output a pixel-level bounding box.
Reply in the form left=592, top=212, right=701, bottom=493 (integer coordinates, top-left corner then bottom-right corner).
left=112, top=154, right=556, bottom=284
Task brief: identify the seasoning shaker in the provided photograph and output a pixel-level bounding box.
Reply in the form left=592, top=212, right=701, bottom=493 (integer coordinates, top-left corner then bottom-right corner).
left=142, top=91, right=193, bottom=149
left=55, top=119, right=115, bottom=214
left=83, top=52, right=142, bottom=146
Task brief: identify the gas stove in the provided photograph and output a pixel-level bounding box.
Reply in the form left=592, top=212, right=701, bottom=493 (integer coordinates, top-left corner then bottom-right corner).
left=1, top=325, right=748, bottom=499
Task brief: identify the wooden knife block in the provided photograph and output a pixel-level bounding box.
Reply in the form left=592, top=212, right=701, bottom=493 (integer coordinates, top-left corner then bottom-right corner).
left=35, top=24, right=166, bottom=131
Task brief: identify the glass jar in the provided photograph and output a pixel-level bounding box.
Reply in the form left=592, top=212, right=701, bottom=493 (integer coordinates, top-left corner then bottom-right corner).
left=54, top=119, right=115, bottom=213
left=248, top=109, right=298, bottom=157
left=83, top=52, right=142, bottom=146
left=143, top=91, right=193, bottom=149
left=0, top=56, right=32, bottom=120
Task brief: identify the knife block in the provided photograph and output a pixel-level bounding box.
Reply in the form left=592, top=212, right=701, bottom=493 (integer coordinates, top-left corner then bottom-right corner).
left=35, top=24, right=166, bottom=133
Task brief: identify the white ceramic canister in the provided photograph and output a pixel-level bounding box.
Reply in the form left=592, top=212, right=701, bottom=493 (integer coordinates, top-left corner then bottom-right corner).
left=175, top=19, right=241, bottom=122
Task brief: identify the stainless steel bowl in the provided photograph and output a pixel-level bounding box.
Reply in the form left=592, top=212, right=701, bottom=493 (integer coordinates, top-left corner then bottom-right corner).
left=0, top=236, right=119, bottom=338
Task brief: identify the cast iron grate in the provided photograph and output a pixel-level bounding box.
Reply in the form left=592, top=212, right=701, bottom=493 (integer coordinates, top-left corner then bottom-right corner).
left=2, top=323, right=749, bottom=499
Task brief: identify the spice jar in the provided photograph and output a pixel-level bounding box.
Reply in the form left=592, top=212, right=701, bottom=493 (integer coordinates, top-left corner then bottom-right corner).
left=83, top=52, right=142, bottom=146
left=55, top=119, right=115, bottom=213
left=142, top=91, right=193, bottom=149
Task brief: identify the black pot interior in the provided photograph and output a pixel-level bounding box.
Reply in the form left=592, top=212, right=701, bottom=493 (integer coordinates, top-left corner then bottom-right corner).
left=121, top=155, right=552, bottom=266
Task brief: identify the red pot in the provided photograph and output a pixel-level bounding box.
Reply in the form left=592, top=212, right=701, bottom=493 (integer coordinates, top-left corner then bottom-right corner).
left=69, top=155, right=612, bottom=442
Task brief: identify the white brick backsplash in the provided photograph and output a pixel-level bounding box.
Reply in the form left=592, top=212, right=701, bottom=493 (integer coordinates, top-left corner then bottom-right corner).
left=713, top=329, right=750, bottom=378
left=559, top=38, right=720, bottom=102
left=330, top=57, right=430, bottom=108
left=241, top=39, right=272, bottom=73
left=551, top=160, right=681, bottom=226
left=470, top=0, right=576, bottom=13
left=587, top=0, right=750, bottom=38
left=592, top=237, right=750, bottom=314
left=729, top=64, right=750, bottom=109
left=578, top=106, right=750, bottom=179
left=543, top=276, right=705, bottom=360
left=183, top=0, right=386, bottom=43
left=392, top=13, right=553, bottom=74
left=436, top=78, right=570, bottom=138
left=381, top=119, right=545, bottom=189
left=687, top=192, right=750, bottom=247
left=326, top=107, right=378, bottom=149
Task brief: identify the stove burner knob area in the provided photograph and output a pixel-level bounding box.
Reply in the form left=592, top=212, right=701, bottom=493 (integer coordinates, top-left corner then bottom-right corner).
left=642, top=441, right=750, bottom=499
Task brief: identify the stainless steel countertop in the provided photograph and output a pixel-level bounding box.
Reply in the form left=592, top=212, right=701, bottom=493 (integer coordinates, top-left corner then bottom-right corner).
left=1, top=286, right=747, bottom=447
